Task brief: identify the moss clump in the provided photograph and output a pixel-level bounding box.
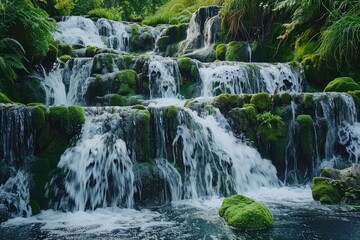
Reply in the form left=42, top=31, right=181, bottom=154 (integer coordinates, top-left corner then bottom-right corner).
left=303, top=93, right=315, bottom=113
left=348, top=90, right=360, bottom=112
left=229, top=106, right=257, bottom=141
left=225, top=41, right=250, bottom=62
left=0, top=93, right=12, bottom=103
left=49, top=106, right=85, bottom=136
left=123, top=54, right=133, bottom=69
left=211, top=94, right=243, bottom=114
left=110, top=94, right=124, bottom=106
left=250, top=92, right=271, bottom=112
left=133, top=109, right=151, bottom=161
left=132, top=104, right=146, bottom=110
left=324, top=77, right=360, bottom=92
left=130, top=25, right=140, bottom=52
left=42, top=44, right=58, bottom=71
left=219, top=194, right=274, bottom=229
left=311, top=177, right=343, bottom=204
left=165, top=105, right=179, bottom=120
left=177, top=57, right=199, bottom=81
left=68, top=105, right=85, bottom=133
left=280, top=93, right=292, bottom=105
left=85, top=45, right=98, bottom=57
left=296, top=115, right=314, bottom=162
left=256, top=112, right=286, bottom=141
left=59, top=55, right=71, bottom=64
left=216, top=44, right=226, bottom=61
left=32, top=105, right=46, bottom=130
left=57, top=44, right=73, bottom=56
left=116, top=70, right=137, bottom=96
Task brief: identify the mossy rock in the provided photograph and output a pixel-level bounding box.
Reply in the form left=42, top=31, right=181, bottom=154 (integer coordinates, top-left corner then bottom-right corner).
left=229, top=106, right=257, bottom=141
left=296, top=115, right=314, bottom=163
left=324, top=77, right=360, bottom=92
left=311, top=177, right=343, bottom=204
left=49, top=106, right=85, bottom=136
left=211, top=94, right=243, bottom=114
left=32, top=105, right=46, bottom=130
left=219, top=194, right=274, bottom=229
left=57, top=44, right=73, bottom=56
left=0, top=93, right=12, bottom=103
left=348, top=90, right=360, bottom=112
left=303, top=93, right=315, bottom=113
left=165, top=105, right=179, bottom=120
left=225, top=41, right=250, bottom=62
left=250, top=92, right=271, bottom=112
left=257, top=112, right=286, bottom=141
left=59, top=55, right=71, bottom=64
left=177, top=57, right=199, bottom=81
left=42, top=44, right=58, bottom=71
left=116, top=70, right=137, bottom=96
left=18, top=78, right=46, bottom=104
left=301, top=54, right=335, bottom=88
left=85, top=45, right=98, bottom=57
left=216, top=44, right=226, bottom=61
left=130, top=25, right=140, bottom=52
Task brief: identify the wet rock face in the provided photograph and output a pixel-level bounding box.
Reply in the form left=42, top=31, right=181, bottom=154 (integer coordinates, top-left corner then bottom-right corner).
left=0, top=204, right=9, bottom=223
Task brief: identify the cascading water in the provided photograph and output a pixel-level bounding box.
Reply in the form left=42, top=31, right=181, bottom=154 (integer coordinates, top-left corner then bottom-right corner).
left=41, top=58, right=93, bottom=105
left=148, top=56, right=181, bottom=99
left=199, top=62, right=304, bottom=97
left=52, top=107, right=135, bottom=211
left=0, top=105, right=36, bottom=218
left=54, top=16, right=160, bottom=52
left=180, top=6, right=221, bottom=54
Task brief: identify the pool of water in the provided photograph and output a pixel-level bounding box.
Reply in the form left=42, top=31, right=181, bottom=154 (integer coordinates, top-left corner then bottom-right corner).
left=1, top=187, right=360, bottom=240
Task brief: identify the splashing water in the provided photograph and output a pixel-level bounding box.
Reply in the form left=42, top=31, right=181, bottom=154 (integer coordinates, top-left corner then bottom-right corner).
left=199, top=62, right=304, bottom=97
left=148, top=56, right=181, bottom=99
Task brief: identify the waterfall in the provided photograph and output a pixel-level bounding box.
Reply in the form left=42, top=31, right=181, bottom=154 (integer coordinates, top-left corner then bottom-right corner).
left=180, top=6, right=221, bottom=54
left=199, top=62, right=304, bottom=97
left=0, top=105, right=37, bottom=218
left=313, top=93, right=357, bottom=160
left=155, top=158, right=182, bottom=202
left=54, top=16, right=160, bottom=52
left=148, top=56, right=181, bottom=99
left=41, top=58, right=93, bottom=105
left=54, top=107, right=135, bottom=211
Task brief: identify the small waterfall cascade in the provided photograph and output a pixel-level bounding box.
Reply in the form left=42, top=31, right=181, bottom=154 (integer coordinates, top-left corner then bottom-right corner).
left=54, top=16, right=160, bottom=52
left=53, top=107, right=135, bottom=211
left=199, top=62, right=304, bottom=97
left=42, top=58, right=93, bottom=105
left=181, top=6, right=221, bottom=53
left=148, top=56, right=181, bottom=99
left=313, top=93, right=357, bottom=160
left=339, top=122, right=360, bottom=163
left=0, top=105, right=37, bottom=218
left=0, top=105, right=36, bottom=166
left=150, top=106, right=279, bottom=199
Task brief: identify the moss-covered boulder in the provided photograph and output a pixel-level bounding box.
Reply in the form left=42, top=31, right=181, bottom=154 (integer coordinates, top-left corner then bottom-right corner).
left=296, top=115, right=314, bottom=167
left=324, top=77, right=360, bottom=92
left=311, top=177, right=343, bottom=204
left=215, top=44, right=226, bottom=61
left=116, top=69, right=137, bottom=96
left=219, top=194, right=274, bottom=229
left=225, top=41, right=251, bottom=62
left=256, top=112, right=286, bottom=141
left=211, top=94, right=243, bottom=114
left=250, top=92, right=271, bottom=112
left=229, top=105, right=257, bottom=141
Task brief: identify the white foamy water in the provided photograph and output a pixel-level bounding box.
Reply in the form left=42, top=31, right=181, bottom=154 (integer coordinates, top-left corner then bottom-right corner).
left=4, top=207, right=173, bottom=236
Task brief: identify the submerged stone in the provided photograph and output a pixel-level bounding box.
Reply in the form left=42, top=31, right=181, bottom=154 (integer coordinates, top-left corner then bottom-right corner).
left=219, top=194, right=274, bottom=229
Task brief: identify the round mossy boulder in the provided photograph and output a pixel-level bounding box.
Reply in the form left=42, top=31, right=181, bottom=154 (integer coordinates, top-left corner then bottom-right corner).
left=219, top=194, right=274, bottom=229
left=324, top=77, right=360, bottom=92
left=311, top=177, right=343, bottom=204
left=250, top=92, right=271, bottom=112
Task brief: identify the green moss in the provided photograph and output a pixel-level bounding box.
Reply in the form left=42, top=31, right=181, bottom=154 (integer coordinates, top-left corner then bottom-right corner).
left=132, top=104, right=146, bottom=110
left=256, top=112, right=286, bottom=141
left=165, top=41, right=179, bottom=57
left=130, top=25, right=140, bottom=52
left=178, top=57, right=199, bottom=81
left=165, top=105, right=179, bottom=120
left=296, top=115, right=314, bottom=161
left=29, top=199, right=41, bottom=215
left=59, top=55, right=71, bottom=64
left=85, top=45, right=98, bottom=57
left=68, top=105, right=85, bottom=134
left=225, top=41, right=250, bottom=62
left=311, top=177, right=343, bottom=204
left=250, top=92, right=271, bottom=112
left=348, top=90, right=360, bottom=112
left=229, top=106, right=257, bottom=141
left=216, top=44, right=226, bottom=61
left=33, top=105, right=46, bottom=130
left=123, top=54, right=133, bottom=69
left=303, top=93, right=315, bottom=113
left=57, top=44, right=73, bottom=56
left=211, top=94, right=243, bottom=114
left=49, top=106, right=70, bottom=132
left=116, top=70, right=137, bottom=96
left=0, top=93, right=12, bottom=103
left=324, top=77, right=360, bottom=92
left=133, top=109, right=150, bottom=160
left=180, top=81, right=194, bottom=99
left=110, top=94, right=125, bottom=106
left=219, top=194, right=274, bottom=229
left=280, top=93, right=292, bottom=105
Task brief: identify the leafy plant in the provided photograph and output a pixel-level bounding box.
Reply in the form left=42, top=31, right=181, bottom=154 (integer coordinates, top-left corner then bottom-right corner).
left=88, top=7, right=122, bottom=21
left=257, top=111, right=282, bottom=129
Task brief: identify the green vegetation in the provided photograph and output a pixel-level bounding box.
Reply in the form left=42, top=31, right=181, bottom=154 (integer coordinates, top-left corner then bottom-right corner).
left=324, top=77, right=360, bottom=92
left=312, top=177, right=343, bottom=204
left=250, top=92, right=271, bottom=112
left=143, top=0, right=224, bottom=25
left=296, top=115, right=314, bottom=163
left=256, top=112, right=286, bottom=141
left=219, top=194, right=274, bottom=229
